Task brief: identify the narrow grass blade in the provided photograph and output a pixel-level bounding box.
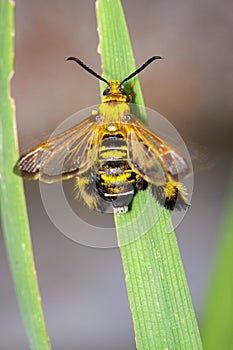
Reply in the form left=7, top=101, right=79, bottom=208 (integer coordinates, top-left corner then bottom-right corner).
left=201, top=171, right=233, bottom=349
left=0, top=1, right=51, bottom=349
left=96, top=1, right=203, bottom=349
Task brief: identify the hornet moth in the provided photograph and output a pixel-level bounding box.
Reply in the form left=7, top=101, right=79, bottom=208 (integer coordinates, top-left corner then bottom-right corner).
left=16, top=56, right=190, bottom=214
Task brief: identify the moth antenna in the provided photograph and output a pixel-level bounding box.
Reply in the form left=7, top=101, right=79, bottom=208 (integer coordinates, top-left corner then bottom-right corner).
left=66, top=57, right=109, bottom=85
left=121, top=56, right=162, bottom=85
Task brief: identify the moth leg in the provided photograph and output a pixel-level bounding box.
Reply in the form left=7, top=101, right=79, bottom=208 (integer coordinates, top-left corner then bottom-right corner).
left=75, top=170, right=109, bottom=212
left=135, top=175, right=148, bottom=191
left=151, top=179, right=190, bottom=211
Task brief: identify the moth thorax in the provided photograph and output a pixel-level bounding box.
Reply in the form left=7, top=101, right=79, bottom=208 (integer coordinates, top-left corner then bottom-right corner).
left=107, top=124, right=117, bottom=132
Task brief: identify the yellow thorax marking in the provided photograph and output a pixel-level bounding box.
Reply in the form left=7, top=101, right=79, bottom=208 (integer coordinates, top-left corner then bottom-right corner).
left=97, top=80, right=131, bottom=125
left=98, top=101, right=130, bottom=125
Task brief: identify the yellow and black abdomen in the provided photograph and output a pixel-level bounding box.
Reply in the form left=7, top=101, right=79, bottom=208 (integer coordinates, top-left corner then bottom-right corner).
left=96, top=134, right=137, bottom=213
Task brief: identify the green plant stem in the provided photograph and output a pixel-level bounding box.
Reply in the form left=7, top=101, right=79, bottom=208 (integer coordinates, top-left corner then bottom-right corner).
left=0, top=1, right=51, bottom=349
left=96, top=1, right=203, bottom=349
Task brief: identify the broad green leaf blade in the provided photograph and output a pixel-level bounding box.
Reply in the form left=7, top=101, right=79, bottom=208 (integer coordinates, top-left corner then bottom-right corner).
left=0, top=1, right=51, bottom=349
left=201, top=172, right=233, bottom=350
left=96, top=1, right=203, bottom=349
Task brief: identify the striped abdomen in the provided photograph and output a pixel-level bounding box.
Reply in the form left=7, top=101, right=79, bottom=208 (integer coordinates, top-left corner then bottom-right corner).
left=96, top=134, right=136, bottom=212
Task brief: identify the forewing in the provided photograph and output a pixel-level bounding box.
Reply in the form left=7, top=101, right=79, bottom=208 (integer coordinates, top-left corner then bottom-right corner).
left=127, top=115, right=189, bottom=184
left=16, top=114, right=100, bottom=182
left=127, top=129, right=166, bottom=185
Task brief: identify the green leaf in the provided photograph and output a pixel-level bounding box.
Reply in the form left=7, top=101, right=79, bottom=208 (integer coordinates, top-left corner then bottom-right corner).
left=201, top=171, right=233, bottom=350
left=0, top=1, right=51, bottom=349
left=96, top=1, right=203, bottom=349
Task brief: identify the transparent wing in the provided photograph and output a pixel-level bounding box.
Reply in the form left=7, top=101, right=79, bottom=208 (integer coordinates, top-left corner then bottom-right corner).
left=16, top=114, right=100, bottom=182
left=127, top=129, right=166, bottom=185
left=126, top=115, right=190, bottom=185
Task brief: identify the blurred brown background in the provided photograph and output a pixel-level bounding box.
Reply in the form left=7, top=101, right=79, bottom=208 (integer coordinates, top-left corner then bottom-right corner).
left=1, top=0, right=233, bottom=349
